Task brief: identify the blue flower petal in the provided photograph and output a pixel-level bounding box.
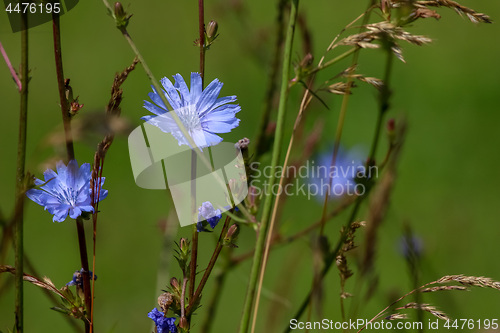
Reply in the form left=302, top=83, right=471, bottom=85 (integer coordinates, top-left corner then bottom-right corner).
left=190, top=72, right=203, bottom=104
left=148, top=91, right=168, bottom=111
left=173, top=73, right=191, bottom=106
left=203, top=119, right=240, bottom=133
left=143, top=100, right=167, bottom=117
left=160, top=78, right=182, bottom=110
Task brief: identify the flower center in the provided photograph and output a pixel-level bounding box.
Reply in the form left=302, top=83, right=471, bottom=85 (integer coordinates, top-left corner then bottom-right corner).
left=175, top=104, right=201, bottom=133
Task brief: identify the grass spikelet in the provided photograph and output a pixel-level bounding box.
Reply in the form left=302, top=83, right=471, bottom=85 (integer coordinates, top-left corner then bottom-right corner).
left=385, top=313, right=409, bottom=320
left=415, top=0, right=492, bottom=23
left=420, top=285, right=468, bottom=292
left=396, top=302, right=450, bottom=321
left=436, top=275, right=500, bottom=290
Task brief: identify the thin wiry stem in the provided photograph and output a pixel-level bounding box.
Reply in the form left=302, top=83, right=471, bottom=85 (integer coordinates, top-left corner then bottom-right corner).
left=0, top=40, right=22, bottom=91
left=14, top=11, right=28, bottom=333
left=198, top=0, right=206, bottom=82
left=188, top=151, right=198, bottom=306
left=239, top=1, right=299, bottom=332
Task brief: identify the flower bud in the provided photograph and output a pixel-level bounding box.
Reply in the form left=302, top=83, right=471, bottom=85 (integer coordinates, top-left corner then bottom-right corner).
left=180, top=238, right=189, bottom=254
left=114, top=2, right=125, bottom=18
left=206, top=20, right=218, bottom=40
left=170, top=277, right=180, bottom=290
left=387, top=118, right=396, bottom=144
left=223, top=224, right=239, bottom=248
left=179, top=316, right=188, bottom=329
left=114, top=2, right=132, bottom=29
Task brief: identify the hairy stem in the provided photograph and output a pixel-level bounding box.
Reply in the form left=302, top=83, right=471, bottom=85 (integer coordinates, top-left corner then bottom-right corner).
left=14, top=11, right=28, bottom=333
left=239, top=1, right=299, bottom=332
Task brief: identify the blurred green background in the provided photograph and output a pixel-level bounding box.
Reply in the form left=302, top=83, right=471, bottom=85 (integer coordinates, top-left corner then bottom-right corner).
left=1, top=0, right=500, bottom=332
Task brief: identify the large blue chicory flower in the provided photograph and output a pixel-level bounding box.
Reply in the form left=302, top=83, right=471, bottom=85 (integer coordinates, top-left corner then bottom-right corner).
left=26, top=160, right=107, bottom=222
left=197, top=201, right=222, bottom=232
left=147, top=308, right=177, bottom=333
left=142, top=72, right=241, bottom=148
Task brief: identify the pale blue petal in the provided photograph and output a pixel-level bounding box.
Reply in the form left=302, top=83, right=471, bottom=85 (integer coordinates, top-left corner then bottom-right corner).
left=173, top=74, right=190, bottom=106
left=160, top=78, right=182, bottom=109
left=190, top=72, right=202, bottom=104
left=148, top=91, right=168, bottom=110
left=197, top=79, right=223, bottom=116
left=203, top=119, right=240, bottom=133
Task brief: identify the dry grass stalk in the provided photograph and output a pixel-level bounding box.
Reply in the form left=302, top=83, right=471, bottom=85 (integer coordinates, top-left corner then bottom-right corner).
left=414, top=0, right=492, bottom=23
left=396, top=302, right=450, bottom=321
left=326, top=82, right=353, bottom=95
left=420, top=285, right=468, bottom=292
left=437, top=275, right=500, bottom=290
left=385, top=313, right=408, bottom=320
left=1, top=265, right=65, bottom=298
left=336, top=221, right=366, bottom=301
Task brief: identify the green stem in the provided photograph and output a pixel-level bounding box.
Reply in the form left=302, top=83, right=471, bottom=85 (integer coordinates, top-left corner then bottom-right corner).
left=14, top=11, right=28, bottom=333
left=238, top=1, right=299, bottom=332
left=307, top=47, right=357, bottom=76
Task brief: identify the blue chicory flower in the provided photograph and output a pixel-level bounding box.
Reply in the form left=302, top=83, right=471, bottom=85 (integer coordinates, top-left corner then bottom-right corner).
left=197, top=201, right=222, bottom=232
left=308, top=147, right=365, bottom=200
left=26, top=160, right=107, bottom=222
left=148, top=308, right=177, bottom=333
left=398, top=235, right=424, bottom=259
left=66, top=268, right=97, bottom=287
left=142, top=72, right=240, bottom=148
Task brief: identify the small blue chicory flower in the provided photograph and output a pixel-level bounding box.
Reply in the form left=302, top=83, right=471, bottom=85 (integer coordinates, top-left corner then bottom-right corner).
left=308, top=148, right=366, bottom=201
left=148, top=308, right=177, bottom=333
left=26, top=160, right=107, bottom=222
left=142, top=72, right=240, bottom=148
left=398, top=235, right=424, bottom=259
left=197, top=201, right=222, bottom=232
left=66, top=268, right=97, bottom=287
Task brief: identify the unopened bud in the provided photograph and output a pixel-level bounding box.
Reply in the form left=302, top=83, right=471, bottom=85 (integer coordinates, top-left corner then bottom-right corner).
left=180, top=238, right=189, bottom=253
left=223, top=224, right=240, bottom=248
left=179, top=316, right=188, bottom=329
left=387, top=118, right=396, bottom=143
left=387, top=118, right=395, bottom=132
left=114, top=2, right=132, bottom=29
left=114, top=2, right=125, bottom=18
left=206, top=20, right=218, bottom=40
left=170, top=277, right=180, bottom=290
left=299, top=53, right=314, bottom=69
